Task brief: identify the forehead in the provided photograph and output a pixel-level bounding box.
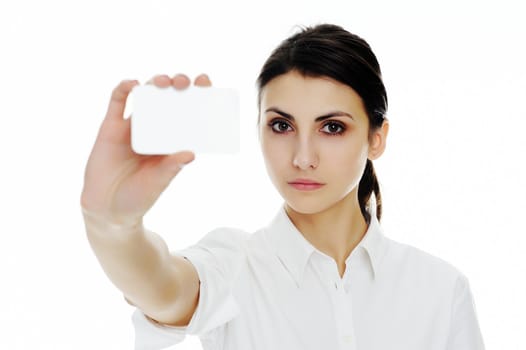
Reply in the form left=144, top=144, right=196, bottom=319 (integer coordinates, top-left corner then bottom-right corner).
left=260, top=71, right=367, bottom=121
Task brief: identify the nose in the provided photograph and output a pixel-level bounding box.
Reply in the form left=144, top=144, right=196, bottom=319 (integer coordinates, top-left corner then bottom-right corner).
left=292, top=136, right=319, bottom=170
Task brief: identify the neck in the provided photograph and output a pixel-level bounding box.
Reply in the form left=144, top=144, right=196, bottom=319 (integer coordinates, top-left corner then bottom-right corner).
left=284, top=190, right=368, bottom=277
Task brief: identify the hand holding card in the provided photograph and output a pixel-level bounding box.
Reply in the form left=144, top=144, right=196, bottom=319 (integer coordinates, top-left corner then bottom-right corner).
left=80, top=74, right=218, bottom=227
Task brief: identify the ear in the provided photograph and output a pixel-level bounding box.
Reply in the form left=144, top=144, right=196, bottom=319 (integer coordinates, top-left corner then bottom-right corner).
left=368, top=119, right=389, bottom=160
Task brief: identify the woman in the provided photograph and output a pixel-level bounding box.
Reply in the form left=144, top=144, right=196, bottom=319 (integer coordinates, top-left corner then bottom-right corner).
left=81, top=24, right=485, bottom=349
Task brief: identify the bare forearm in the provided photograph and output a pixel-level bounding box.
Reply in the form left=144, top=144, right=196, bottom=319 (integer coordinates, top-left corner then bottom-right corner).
left=82, top=209, right=179, bottom=313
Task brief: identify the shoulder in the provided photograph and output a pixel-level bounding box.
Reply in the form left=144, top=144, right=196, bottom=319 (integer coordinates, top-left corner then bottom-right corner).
left=173, top=226, right=251, bottom=268
left=171, top=227, right=252, bottom=288
left=383, top=237, right=467, bottom=288
left=195, top=226, right=252, bottom=249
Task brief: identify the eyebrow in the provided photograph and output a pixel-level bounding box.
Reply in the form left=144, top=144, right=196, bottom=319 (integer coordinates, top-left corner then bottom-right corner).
left=264, top=107, right=354, bottom=122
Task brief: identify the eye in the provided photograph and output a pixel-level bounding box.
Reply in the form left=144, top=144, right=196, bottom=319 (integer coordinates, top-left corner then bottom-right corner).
left=321, top=122, right=346, bottom=135
left=269, top=120, right=293, bottom=134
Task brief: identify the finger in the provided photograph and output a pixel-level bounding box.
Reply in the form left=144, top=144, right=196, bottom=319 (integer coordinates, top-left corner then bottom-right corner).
left=194, top=73, right=212, bottom=87
left=171, top=74, right=191, bottom=90
left=105, top=80, right=139, bottom=121
left=165, top=150, right=195, bottom=169
left=146, top=74, right=171, bottom=88
left=143, top=151, right=196, bottom=195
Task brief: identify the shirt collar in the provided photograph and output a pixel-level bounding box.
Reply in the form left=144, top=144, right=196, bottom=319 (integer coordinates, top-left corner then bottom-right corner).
left=264, top=203, right=388, bottom=287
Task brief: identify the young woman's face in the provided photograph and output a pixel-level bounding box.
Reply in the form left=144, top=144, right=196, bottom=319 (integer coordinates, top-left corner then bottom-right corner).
left=258, top=70, right=374, bottom=214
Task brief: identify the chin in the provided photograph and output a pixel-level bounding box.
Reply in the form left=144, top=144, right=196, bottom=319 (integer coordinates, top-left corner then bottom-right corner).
left=283, top=194, right=332, bottom=215
left=282, top=186, right=355, bottom=216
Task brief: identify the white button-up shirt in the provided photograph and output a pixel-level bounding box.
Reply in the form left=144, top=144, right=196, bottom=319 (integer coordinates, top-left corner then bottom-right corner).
left=132, top=204, right=485, bottom=349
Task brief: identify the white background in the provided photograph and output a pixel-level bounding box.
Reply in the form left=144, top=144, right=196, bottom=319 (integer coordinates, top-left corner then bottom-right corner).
left=1, top=0, right=524, bottom=349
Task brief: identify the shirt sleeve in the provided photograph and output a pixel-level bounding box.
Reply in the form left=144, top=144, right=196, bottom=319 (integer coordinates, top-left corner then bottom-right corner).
left=131, top=227, right=247, bottom=350
left=446, top=273, right=486, bottom=350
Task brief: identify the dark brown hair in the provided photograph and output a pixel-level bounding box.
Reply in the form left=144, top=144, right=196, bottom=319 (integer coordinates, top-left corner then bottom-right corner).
left=256, top=23, right=388, bottom=222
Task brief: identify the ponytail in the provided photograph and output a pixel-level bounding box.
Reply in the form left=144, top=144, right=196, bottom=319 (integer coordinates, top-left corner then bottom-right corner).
left=358, top=159, right=382, bottom=223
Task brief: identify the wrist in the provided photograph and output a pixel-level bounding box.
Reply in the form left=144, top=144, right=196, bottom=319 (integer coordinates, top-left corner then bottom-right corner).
left=81, top=207, right=145, bottom=238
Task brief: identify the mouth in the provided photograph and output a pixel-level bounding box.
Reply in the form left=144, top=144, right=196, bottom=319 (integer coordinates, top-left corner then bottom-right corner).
left=288, top=179, right=325, bottom=191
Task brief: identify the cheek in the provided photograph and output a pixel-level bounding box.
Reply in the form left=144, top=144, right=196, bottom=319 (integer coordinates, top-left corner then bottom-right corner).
left=323, top=135, right=362, bottom=157
left=261, top=135, right=287, bottom=170
left=321, top=139, right=368, bottom=175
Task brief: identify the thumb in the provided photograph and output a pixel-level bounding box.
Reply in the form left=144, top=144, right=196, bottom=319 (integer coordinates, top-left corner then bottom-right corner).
left=120, top=151, right=196, bottom=218
left=143, top=151, right=196, bottom=204
left=157, top=151, right=196, bottom=177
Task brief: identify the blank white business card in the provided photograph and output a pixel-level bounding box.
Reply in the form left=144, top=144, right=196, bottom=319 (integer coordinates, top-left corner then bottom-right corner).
left=130, top=85, right=240, bottom=155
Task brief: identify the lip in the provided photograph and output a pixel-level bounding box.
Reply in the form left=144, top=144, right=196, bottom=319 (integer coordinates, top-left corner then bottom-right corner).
left=288, top=178, right=325, bottom=191
left=289, top=178, right=323, bottom=185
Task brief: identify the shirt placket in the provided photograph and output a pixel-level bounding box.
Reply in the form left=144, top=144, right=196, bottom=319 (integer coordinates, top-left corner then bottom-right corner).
left=319, top=257, right=358, bottom=350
